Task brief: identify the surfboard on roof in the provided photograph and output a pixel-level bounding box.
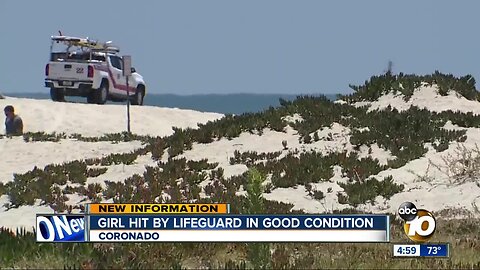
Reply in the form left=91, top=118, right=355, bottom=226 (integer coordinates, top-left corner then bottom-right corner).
left=51, top=35, right=119, bottom=52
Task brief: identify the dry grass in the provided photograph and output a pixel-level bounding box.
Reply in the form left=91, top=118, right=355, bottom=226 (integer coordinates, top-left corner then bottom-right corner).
left=430, top=143, right=480, bottom=186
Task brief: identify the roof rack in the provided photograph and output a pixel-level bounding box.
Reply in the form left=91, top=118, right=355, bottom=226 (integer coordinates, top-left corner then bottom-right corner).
left=51, top=35, right=120, bottom=53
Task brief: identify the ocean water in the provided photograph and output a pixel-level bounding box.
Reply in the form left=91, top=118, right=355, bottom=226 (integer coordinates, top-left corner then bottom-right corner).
left=3, top=92, right=338, bottom=115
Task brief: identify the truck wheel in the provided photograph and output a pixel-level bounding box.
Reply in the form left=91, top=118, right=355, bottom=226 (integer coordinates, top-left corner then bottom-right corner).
left=50, top=88, right=65, bottom=102
left=86, top=94, right=95, bottom=104
left=131, top=86, right=145, bottom=106
left=94, top=82, right=109, bottom=104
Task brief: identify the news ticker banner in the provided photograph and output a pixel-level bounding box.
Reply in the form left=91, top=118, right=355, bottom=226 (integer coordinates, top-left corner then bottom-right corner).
left=393, top=244, right=449, bottom=257
left=87, top=214, right=389, bottom=242
left=36, top=204, right=390, bottom=243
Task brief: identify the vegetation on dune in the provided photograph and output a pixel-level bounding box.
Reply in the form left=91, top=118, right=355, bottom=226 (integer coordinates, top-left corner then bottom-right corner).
left=338, top=175, right=404, bottom=206
left=22, top=131, right=152, bottom=143
left=342, top=70, right=478, bottom=102
left=22, top=131, right=67, bottom=142
left=229, top=150, right=282, bottom=166
left=4, top=72, right=480, bottom=211
left=2, top=71, right=480, bottom=268
left=2, top=148, right=148, bottom=212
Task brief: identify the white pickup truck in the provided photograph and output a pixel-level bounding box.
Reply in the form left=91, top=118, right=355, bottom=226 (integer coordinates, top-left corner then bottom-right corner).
left=45, top=35, right=146, bottom=105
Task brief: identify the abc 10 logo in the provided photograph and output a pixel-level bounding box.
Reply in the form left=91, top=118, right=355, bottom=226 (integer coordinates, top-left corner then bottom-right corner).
left=398, top=202, right=436, bottom=243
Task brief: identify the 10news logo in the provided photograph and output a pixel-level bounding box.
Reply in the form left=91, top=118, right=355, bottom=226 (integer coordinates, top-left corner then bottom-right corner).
left=398, top=202, right=436, bottom=243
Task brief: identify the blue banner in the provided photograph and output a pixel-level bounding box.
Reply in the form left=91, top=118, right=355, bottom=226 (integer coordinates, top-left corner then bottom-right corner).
left=88, top=214, right=389, bottom=230
left=420, top=244, right=449, bottom=257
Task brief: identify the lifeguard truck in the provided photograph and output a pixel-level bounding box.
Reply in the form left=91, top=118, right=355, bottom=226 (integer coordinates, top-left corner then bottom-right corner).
left=44, top=34, right=146, bottom=105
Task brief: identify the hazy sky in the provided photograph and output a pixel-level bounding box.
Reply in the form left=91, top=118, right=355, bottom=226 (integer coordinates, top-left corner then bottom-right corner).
left=1, top=1, right=479, bottom=95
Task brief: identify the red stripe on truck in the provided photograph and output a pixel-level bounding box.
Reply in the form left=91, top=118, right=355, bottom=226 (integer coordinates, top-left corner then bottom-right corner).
left=94, top=65, right=136, bottom=92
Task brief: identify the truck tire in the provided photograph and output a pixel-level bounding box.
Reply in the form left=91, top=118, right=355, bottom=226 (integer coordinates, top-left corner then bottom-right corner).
left=86, top=93, right=95, bottom=104
left=131, top=85, right=145, bottom=106
left=50, top=88, right=65, bottom=102
left=93, top=82, right=109, bottom=104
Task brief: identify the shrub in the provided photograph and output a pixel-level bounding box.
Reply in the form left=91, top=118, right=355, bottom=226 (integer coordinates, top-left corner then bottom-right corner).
left=244, top=167, right=270, bottom=269
left=338, top=175, right=404, bottom=206
left=430, top=143, right=480, bottom=185
left=23, top=132, right=66, bottom=142
left=87, top=167, right=108, bottom=178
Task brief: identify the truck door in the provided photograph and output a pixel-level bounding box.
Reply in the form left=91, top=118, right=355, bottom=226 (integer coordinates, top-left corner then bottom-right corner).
left=108, top=55, right=128, bottom=97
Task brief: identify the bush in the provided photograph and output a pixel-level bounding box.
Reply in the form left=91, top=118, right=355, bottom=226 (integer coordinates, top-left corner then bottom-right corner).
left=338, top=175, right=404, bottom=206
left=244, top=167, right=271, bottom=269
left=23, top=132, right=66, bottom=142
left=430, top=144, right=480, bottom=185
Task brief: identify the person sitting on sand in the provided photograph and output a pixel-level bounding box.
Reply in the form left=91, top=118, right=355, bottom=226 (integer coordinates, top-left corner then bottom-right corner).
left=4, top=105, right=23, bottom=136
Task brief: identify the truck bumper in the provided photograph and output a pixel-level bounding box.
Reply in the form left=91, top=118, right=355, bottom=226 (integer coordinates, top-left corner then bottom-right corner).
left=45, top=80, right=94, bottom=97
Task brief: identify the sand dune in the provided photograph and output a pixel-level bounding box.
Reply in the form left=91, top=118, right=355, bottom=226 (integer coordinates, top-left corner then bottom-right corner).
left=2, top=86, right=480, bottom=231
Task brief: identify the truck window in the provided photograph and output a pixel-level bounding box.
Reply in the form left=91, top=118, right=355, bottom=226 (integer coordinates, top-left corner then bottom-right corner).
left=110, top=56, right=123, bottom=70
left=51, top=52, right=68, bottom=61
left=92, top=54, right=106, bottom=61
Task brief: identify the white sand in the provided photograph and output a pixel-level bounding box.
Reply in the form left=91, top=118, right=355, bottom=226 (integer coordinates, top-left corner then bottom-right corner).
left=0, top=97, right=223, bottom=136
left=354, top=85, right=480, bottom=114
left=282, top=113, right=304, bottom=123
